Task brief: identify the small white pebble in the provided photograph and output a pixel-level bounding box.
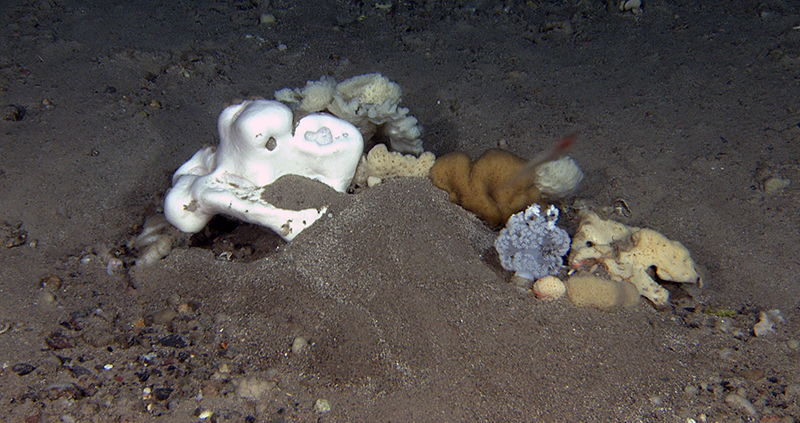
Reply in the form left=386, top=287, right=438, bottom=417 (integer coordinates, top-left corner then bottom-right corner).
left=103, top=364, right=113, bottom=370
left=725, top=393, right=758, bottom=417
left=719, top=348, right=735, bottom=361
left=292, top=337, right=309, bottom=354
left=39, top=290, right=56, bottom=305
left=277, top=43, right=287, bottom=51
left=260, top=13, right=276, bottom=25
left=106, top=258, right=123, bottom=276
left=314, top=399, right=331, bottom=413
left=198, top=410, right=213, bottom=419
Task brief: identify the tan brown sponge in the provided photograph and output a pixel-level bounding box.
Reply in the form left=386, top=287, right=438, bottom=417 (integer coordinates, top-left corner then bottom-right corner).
left=428, top=149, right=542, bottom=227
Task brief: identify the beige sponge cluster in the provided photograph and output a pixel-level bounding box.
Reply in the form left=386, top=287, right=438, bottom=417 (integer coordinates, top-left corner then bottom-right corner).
left=566, top=274, right=640, bottom=311
left=569, top=210, right=702, bottom=306
left=352, top=144, right=436, bottom=188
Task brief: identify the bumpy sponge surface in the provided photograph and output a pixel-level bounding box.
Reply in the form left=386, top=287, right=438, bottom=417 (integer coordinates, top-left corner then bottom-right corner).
left=494, top=204, right=571, bottom=281
left=353, top=144, right=435, bottom=188
left=429, top=149, right=541, bottom=227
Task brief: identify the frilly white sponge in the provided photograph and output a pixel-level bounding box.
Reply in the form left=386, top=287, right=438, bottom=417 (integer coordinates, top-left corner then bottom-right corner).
left=494, top=204, right=571, bottom=281
left=164, top=100, right=363, bottom=241
left=275, top=73, right=423, bottom=155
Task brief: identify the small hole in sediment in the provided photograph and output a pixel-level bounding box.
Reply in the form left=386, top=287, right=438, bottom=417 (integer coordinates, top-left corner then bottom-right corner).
left=266, top=137, right=277, bottom=151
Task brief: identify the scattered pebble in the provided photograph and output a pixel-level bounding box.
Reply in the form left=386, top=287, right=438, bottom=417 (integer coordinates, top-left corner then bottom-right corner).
left=619, top=0, right=642, bottom=14
left=260, top=13, right=276, bottom=25
left=511, top=275, right=532, bottom=292
left=725, top=393, right=758, bottom=417
left=159, top=334, right=187, bottom=349
left=40, top=274, right=62, bottom=291
left=214, top=313, right=231, bottom=326
left=152, top=309, right=178, bottom=325
left=718, top=348, right=737, bottom=362
left=141, top=351, right=158, bottom=364
left=234, top=376, right=276, bottom=400
left=314, top=398, right=331, bottom=413
left=12, top=363, right=36, bottom=376
left=292, top=336, right=309, bottom=354
left=105, top=258, right=124, bottom=276
left=740, top=368, right=765, bottom=381
left=45, top=332, right=74, bottom=350
left=167, top=293, right=183, bottom=307
left=754, top=309, right=783, bottom=337
left=153, top=388, right=173, bottom=401
left=1, top=221, right=27, bottom=247
left=2, top=104, right=26, bottom=122
left=39, top=289, right=57, bottom=305
left=763, top=176, right=790, bottom=195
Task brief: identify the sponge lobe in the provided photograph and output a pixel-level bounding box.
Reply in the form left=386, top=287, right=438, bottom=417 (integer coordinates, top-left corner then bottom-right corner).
left=566, top=274, right=640, bottom=311
left=429, top=149, right=541, bottom=227
left=352, top=144, right=435, bottom=188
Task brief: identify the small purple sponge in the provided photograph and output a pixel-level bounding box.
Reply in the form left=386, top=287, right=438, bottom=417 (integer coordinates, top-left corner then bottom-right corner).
left=494, top=204, right=570, bottom=280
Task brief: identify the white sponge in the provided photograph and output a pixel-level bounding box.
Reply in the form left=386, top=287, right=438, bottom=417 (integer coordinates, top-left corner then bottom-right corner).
left=276, top=73, right=424, bottom=155
left=164, top=100, right=363, bottom=241
left=534, top=156, right=584, bottom=199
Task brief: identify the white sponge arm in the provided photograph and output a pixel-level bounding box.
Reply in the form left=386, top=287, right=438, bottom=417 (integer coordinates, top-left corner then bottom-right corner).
left=164, top=175, right=327, bottom=241
left=164, top=100, right=357, bottom=241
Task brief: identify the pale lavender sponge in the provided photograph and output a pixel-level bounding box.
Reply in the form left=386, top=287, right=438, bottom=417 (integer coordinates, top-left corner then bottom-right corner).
left=494, top=204, right=571, bottom=281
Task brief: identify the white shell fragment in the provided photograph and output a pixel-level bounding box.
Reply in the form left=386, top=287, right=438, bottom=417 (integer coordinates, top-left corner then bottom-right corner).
left=753, top=309, right=783, bottom=337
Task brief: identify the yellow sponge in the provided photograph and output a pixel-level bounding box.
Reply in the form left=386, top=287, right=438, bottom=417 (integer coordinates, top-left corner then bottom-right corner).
left=353, top=144, right=436, bottom=188
left=429, top=149, right=542, bottom=227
